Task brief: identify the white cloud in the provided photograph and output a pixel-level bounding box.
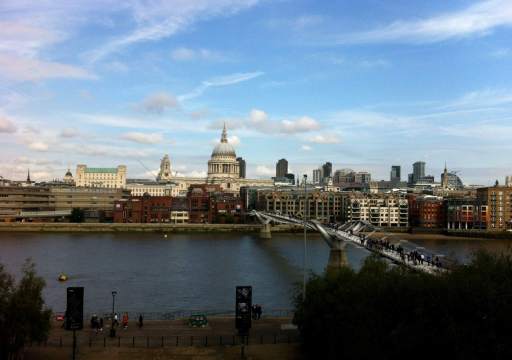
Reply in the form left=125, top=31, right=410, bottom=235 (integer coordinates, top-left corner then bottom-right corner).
left=331, top=0, right=512, bottom=44
left=28, top=141, right=49, bottom=151
left=255, top=165, right=274, bottom=177
left=281, top=116, right=320, bottom=134
left=309, top=133, right=341, bottom=144
left=228, top=135, right=240, bottom=146
left=0, top=116, right=17, bottom=133
left=0, top=20, right=63, bottom=58
left=140, top=92, right=178, bottom=113
left=0, top=53, right=96, bottom=82
left=86, top=0, right=260, bottom=62
left=178, top=71, right=264, bottom=102
left=121, top=132, right=163, bottom=144
left=301, top=144, right=312, bottom=151
left=444, top=88, right=512, bottom=109
left=249, top=109, right=268, bottom=124
left=171, top=47, right=226, bottom=61
left=60, top=128, right=79, bottom=138
left=246, top=109, right=320, bottom=134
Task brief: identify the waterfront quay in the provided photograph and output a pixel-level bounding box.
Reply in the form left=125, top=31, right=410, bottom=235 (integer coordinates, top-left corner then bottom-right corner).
left=0, top=222, right=302, bottom=233
left=24, top=317, right=301, bottom=360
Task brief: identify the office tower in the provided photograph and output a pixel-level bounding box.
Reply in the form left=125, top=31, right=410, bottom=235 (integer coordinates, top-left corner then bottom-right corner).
left=322, top=162, right=332, bottom=178
left=236, top=157, right=246, bottom=178
left=390, top=165, right=401, bottom=182
left=276, top=159, right=288, bottom=178
left=313, top=169, right=322, bottom=184
left=412, top=161, right=426, bottom=182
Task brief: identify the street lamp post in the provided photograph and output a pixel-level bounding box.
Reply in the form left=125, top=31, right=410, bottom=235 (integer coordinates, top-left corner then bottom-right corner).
left=303, top=174, right=308, bottom=302
left=110, top=291, right=117, bottom=338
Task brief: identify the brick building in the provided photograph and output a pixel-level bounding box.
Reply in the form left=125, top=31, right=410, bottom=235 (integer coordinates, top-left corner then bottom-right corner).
left=476, top=185, right=512, bottom=231
left=408, top=195, right=445, bottom=228
left=113, top=195, right=172, bottom=223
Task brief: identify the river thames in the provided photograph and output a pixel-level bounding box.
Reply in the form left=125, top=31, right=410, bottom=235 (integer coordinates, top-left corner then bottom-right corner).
left=0, top=232, right=510, bottom=315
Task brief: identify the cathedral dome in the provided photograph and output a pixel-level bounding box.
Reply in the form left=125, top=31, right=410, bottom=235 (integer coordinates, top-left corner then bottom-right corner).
left=207, top=123, right=239, bottom=179
left=212, top=142, right=236, bottom=157
left=211, top=123, right=236, bottom=158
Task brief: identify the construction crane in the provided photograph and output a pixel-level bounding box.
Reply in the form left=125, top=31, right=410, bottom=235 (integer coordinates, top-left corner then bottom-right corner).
left=137, top=160, right=159, bottom=181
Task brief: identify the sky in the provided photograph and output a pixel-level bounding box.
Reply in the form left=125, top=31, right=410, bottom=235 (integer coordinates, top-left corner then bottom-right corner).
left=1, top=0, right=512, bottom=185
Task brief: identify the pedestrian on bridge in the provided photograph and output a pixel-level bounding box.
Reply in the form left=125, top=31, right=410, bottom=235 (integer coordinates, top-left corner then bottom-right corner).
left=138, top=314, right=144, bottom=328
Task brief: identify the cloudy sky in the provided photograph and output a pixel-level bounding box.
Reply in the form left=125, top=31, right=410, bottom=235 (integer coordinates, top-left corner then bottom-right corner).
left=1, top=0, right=512, bottom=185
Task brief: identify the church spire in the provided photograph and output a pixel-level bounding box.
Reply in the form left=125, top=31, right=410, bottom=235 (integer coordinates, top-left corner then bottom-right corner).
left=26, top=169, right=31, bottom=183
left=221, top=122, right=228, bottom=143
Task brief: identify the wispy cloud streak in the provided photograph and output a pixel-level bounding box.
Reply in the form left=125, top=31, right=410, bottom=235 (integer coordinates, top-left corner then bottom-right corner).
left=178, top=71, right=264, bottom=101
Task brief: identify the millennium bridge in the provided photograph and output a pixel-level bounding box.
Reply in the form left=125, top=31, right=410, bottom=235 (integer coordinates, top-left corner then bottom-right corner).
left=251, top=211, right=449, bottom=275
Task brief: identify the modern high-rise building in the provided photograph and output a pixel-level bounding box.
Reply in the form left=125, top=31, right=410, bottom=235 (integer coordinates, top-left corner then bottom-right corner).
left=313, top=169, right=322, bottom=184
left=413, top=161, right=425, bottom=181
left=236, top=157, right=246, bottom=178
left=322, top=162, right=332, bottom=178
left=276, top=159, right=288, bottom=178
left=390, top=165, right=401, bottom=182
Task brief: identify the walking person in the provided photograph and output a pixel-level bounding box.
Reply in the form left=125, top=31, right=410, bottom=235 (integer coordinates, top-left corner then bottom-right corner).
left=138, top=314, right=143, bottom=329
left=122, top=313, right=129, bottom=329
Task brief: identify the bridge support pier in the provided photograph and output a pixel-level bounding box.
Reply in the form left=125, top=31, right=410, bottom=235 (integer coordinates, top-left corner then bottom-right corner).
left=260, top=223, right=272, bottom=239
left=327, top=248, right=349, bottom=271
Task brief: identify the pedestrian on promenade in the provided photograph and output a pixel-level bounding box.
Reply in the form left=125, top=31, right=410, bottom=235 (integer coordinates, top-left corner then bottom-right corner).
left=138, top=314, right=143, bottom=329
left=122, top=313, right=129, bottom=329
left=256, top=305, right=262, bottom=319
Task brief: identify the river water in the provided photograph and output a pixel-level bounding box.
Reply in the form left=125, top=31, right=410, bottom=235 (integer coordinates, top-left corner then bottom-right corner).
left=0, top=232, right=510, bottom=315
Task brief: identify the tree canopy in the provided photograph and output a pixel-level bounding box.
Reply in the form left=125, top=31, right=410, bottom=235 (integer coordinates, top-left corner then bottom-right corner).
left=293, top=251, right=512, bottom=360
left=0, top=260, right=52, bottom=360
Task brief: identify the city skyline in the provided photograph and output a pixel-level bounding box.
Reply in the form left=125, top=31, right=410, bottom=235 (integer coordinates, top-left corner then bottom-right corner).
left=1, top=0, right=512, bottom=184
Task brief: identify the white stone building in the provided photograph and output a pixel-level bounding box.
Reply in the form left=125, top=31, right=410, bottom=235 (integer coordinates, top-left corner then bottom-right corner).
left=75, top=165, right=127, bottom=188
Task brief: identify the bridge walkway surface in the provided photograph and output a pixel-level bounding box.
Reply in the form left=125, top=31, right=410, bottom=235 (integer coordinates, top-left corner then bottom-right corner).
left=252, top=211, right=450, bottom=275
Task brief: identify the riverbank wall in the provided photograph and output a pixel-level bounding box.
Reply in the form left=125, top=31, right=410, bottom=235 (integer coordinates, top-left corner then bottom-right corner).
left=0, top=223, right=304, bottom=233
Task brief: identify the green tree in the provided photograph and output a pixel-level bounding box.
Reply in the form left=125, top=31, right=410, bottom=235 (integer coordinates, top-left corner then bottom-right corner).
left=0, top=260, right=52, bottom=360
left=293, top=251, right=512, bottom=360
left=69, top=208, right=85, bottom=223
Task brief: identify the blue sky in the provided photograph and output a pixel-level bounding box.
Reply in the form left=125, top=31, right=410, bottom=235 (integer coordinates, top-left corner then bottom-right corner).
left=1, top=0, right=512, bottom=185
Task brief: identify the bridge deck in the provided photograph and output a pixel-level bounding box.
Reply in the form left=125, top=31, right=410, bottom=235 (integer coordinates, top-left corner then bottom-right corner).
left=253, top=211, right=447, bottom=275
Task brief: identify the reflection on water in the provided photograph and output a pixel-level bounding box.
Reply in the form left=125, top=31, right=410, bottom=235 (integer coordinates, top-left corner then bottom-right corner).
left=0, top=232, right=509, bottom=313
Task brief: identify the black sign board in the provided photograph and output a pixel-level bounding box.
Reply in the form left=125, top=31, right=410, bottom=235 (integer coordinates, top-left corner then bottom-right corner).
left=235, top=286, right=252, bottom=334
left=65, top=287, right=84, bottom=331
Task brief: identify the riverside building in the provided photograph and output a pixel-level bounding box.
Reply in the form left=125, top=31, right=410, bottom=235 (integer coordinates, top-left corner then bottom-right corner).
left=76, top=165, right=127, bottom=188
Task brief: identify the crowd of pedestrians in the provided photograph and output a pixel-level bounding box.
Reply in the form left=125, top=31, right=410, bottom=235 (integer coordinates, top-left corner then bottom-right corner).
left=326, top=223, right=444, bottom=269
left=90, top=313, right=144, bottom=331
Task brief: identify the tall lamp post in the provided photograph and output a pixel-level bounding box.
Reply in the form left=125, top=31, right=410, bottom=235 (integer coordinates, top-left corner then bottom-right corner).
left=303, top=174, right=308, bottom=302
left=110, top=291, right=117, bottom=338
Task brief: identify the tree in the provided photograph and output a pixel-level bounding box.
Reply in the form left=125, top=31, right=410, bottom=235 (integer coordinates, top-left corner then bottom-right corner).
left=0, top=260, right=52, bottom=360
left=293, top=251, right=512, bottom=360
left=69, top=208, right=85, bottom=223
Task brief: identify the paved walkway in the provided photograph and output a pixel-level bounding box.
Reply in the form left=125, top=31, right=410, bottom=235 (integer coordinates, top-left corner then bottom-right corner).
left=43, top=317, right=299, bottom=348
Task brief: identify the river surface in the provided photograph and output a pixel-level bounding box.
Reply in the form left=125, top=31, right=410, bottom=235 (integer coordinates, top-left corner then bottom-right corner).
left=0, top=232, right=510, bottom=315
